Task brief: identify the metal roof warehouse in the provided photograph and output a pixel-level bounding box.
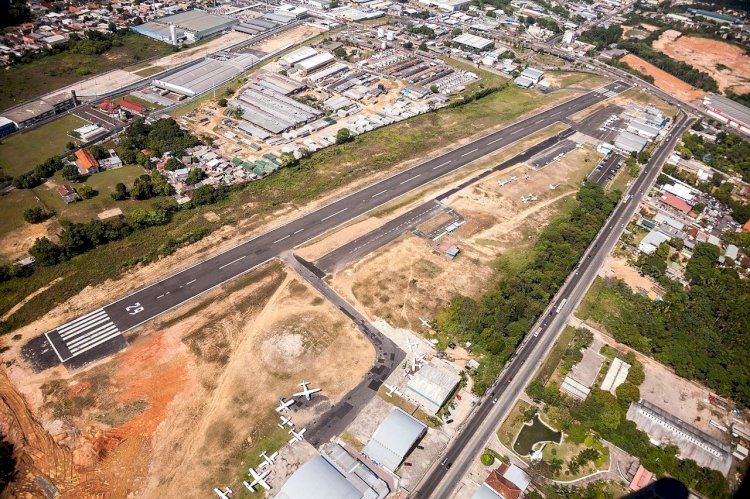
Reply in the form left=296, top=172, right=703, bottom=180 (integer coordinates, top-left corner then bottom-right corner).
left=276, top=455, right=362, bottom=499
left=406, top=360, right=461, bottom=414
left=362, top=408, right=427, bottom=472
left=453, top=33, right=494, bottom=51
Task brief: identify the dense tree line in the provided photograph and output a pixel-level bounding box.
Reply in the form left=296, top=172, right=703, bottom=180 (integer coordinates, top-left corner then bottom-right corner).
left=28, top=200, right=178, bottom=266
left=617, top=39, right=719, bottom=92
left=583, top=242, right=750, bottom=406
left=435, top=182, right=619, bottom=393
left=579, top=25, right=623, bottom=49
left=0, top=0, right=31, bottom=29
left=12, top=157, right=64, bottom=189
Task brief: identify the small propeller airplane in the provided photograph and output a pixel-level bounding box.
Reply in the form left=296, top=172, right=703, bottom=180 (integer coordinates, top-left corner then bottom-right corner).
left=288, top=427, right=307, bottom=445
left=260, top=450, right=278, bottom=468
left=293, top=381, right=321, bottom=401
left=278, top=415, right=293, bottom=429
left=384, top=383, right=402, bottom=398
left=213, top=486, right=233, bottom=498
left=275, top=397, right=295, bottom=413
left=419, top=317, right=432, bottom=329
left=244, top=466, right=271, bottom=492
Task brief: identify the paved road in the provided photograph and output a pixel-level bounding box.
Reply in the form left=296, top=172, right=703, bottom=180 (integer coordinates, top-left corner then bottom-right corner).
left=415, top=112, right=692, bottom=498
left=21, top=80, right=631, bottom=371
left=281, top=253, right=405, bottom=447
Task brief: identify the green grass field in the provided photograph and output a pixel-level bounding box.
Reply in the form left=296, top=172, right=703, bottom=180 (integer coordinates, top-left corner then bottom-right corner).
left=0, top=114, right=86, bottom=177
left=31, top=165, right=146, bottom=223
left=1, top=83, right=581, bottom=333
left=440, top=55, right=507, bottom=93
left=0, top=188, right=42, bottom=236
left=0, top=33, right=174, bottom=111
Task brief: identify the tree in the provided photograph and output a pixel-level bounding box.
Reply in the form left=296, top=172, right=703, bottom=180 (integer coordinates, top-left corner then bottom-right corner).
left=23, top=207, right=53, bottom=224
left=61, top=163, right=83, bottom=182
left=336, top=128, right=353, bottom=145
left=111, top=182, right=129, bottom=200
left=451, top=28, right=462, bottom=36
left=76, top=184, right=96, bottom=199
left=0, top=434, right=16, bottom=494
left=430, top=84, right=439, bottom=94
left=29, top=237, right=62, bottom=266
left=131, top=174, right=154, bottom=200
left=217, top=98, right=228, bottom=107
left=333, top=46, right=348, bottom=59
left=186, top=167, right=206, bottom=185
left=419, top=42, right=428, bottom=52
left=548, top=458, right=563, bottom=477
left=615, top=382, right=641, bottom=406
left=65, top=141, right=76, bottom=150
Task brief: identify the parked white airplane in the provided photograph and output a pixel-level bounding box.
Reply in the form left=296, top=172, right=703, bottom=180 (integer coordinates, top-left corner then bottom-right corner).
left=384, top=383, right=402, bottom=398
left=411, top=354, right=426, bottom=371
left=419, top=317, right=432, bottom=329
left=293, top=381, right=321, bottom=401
left=275, top=397, right=295, bottom=413
left=213, top=486, right=233, bottom=498
left=278, top=415, right=293, bottom=429
left=549, top=183, right=560, bottom=190
left=288, top=427, right=307, bottom=444
left=244, top=467, right=271, bottom=492
left=260, top=450, right=278, bottom=468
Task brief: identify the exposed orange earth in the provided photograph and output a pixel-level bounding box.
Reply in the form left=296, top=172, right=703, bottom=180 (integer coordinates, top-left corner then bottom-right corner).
left=653, top=31, right=750, bottom=95
left=620, top=53, right=707, bottom=102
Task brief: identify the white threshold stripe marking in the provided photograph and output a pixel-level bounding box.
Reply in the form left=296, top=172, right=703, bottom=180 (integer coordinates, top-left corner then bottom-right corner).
left=433, top=160, right=451, bottom=170
left=67, top=324, right=118, bottom=349
left=321, top=208, right=348, bottom=222
left=218, top=255, right=246, bottom=270
left=60, top=316, right=111, bottom=341
left=70, top=330, right=122, bottom=355
left=57, top=309, right=105, bottom=332
left=294, top=228, right=304, bottom=234
left=157, top=294, right=164, bottom=299
left=400, top=174, right=421, bottom=185
left=58, top=313, right=108, bottom=337
left=61, top=307, right=104, bottom=324
left=273, top=235, right=290, bottom=244
left=461, top=148, right=478, bottom=157
left=371, top=190, right=387, bottom=197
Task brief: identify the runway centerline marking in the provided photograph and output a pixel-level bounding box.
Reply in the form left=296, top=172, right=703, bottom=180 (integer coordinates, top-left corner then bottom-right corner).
left=461, top=148, right=478, bottom=157
left=433, top=160, right=451, bottom=170
left=218, top=255, right=246, bottom=270
left=371, top=190, right=387, bottom=198
left=293, top=228, right=304, bottom=234
left=273, top=235, right=291, bottom=244
left=487, top=137, right=503, bottom=145
left=321, top=208, right=348, bottom=222
left=185, top=279, right=196, bottom=286
left=510, top=129, right=522, bottom=135
left=400, top=174, right=421, bottom=185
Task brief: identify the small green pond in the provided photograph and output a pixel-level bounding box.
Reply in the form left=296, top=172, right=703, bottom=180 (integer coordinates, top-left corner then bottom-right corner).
left=513, top=414, right=562, bottom=456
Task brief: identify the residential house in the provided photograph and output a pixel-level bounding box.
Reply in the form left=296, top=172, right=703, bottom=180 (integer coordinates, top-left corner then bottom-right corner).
left=58, top=184, right=80, bottom=204
left=75, top=148, right=99, bottom=175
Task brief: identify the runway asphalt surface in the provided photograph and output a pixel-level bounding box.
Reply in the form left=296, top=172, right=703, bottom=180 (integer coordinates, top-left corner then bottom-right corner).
left=21, top=80, right=631, bottom=371
left=415, top=112, right=692, bottom=498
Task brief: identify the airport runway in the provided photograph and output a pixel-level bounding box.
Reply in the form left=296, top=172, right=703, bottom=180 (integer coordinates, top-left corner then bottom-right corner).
left=415, top=112, right=692, bottom=499
left=21, top=80, right=631, bottom=371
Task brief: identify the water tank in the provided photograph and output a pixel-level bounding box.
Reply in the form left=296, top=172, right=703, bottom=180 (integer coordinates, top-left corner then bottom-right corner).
left=170, top=24, right=177, bottom=46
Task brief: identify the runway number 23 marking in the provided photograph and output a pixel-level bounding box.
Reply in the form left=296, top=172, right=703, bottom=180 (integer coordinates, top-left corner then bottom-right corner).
left=125, top=303, right=144, bottom=315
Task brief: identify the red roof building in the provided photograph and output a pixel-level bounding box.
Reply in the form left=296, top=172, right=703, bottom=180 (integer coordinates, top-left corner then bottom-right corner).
left=660, top=192, right=692, bottom=213
left=58, top=184, right=79, bottom=204
left=99, top=99, right=117, bottom=112
left=485, top=468, right=522, bottom=499
left=629, top=465, right=653, bottom=491
left=75, top=148, right=99, bottom=175
left=118, top=99, right=146, bottom=114
left=744, top=220, right=750, bottom=233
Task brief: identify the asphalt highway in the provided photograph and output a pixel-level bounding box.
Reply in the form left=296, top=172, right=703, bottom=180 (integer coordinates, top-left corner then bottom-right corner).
left=22, top=80, right=631, bottom=371
left=415, top=111, right=692, bottom=498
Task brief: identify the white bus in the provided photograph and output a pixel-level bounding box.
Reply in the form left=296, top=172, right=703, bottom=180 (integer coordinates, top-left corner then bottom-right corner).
left=556, top=298, right=567, bottom=314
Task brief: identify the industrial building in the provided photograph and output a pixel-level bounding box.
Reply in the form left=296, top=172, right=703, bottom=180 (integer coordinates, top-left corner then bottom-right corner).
left=638, top=229, right=671, bottom=254
left=276, top=445, right=389, bottom=499
left=418, top=0, right=472, bottom=11
left=626, top=400, right=732, bottom=475
left=520, top=67, right=544, bottom=84
left=132, top=10, right=238, bottom=45
left=295, top=52, right=336, bottom=75
left=362, top=408, right=427, bottom=472
left=600, top=358, right=631, bottom=394
left=406, top=360, right=460, bottom=414
left=614, top=130, right=648, bottom=153
left=0, top=117, right=17, bottom=137
left=280, top=46, right=319, bottom=67
left=453, top=33, right=494, bottom=51
left=627, top=119, right=661, bottom=139
left=2, top=91, right=77, bottom=129
left=703, top=94, right=750, bottom=136
left=231, top=83, right=322, bottom=134
left=74, top=124, right=108, bottom=142
left=152, top=52, right=257, bottom=97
